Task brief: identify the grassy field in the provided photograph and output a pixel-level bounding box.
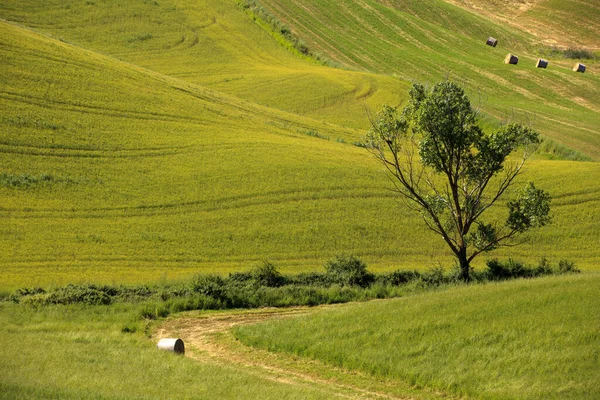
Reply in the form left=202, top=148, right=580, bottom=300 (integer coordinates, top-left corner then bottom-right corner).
left=1, top=0, right=599, bottom=290
left=0, top=302, right=342, bottom=399
left=234, top=273, right=600, bottom=399
left=253, top=0, right=600, bottom=159
left=0, top=0, right=598, bottom=398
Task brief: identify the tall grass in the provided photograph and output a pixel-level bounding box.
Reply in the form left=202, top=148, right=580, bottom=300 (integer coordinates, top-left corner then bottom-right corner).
left=234, top=273, right=600, bottom=399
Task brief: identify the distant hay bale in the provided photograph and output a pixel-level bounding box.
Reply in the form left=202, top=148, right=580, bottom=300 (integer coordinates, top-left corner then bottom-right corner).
left=486, top=37, right=498, bottom=47
left=157, top=338, right=185, bottom=354
left=573, top=63, right=586, bottom=73
left=536, top=58, right=548, bottom=68
left=504, top=53, right=518, bottom=65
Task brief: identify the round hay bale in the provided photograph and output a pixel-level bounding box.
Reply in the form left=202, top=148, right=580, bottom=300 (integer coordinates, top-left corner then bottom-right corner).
left=504, top=53, right=518, bottom=65
left=573, top=63, right=586, bottom=73
left=157, top=338, right=185, bottom=354
left=536, top=58, right=548, bottom=68
left=486, top=37, right=498, bottom=47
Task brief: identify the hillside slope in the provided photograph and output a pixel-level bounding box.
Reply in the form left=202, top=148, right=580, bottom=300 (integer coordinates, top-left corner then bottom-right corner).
left=0, top=0, right=405, bottom=130
left=251, top=0, right=600, bottom=159
left=0, top=1, right=598, bottom=288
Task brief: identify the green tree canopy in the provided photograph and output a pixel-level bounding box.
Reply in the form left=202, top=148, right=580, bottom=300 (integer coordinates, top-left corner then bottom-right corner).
left=365, top=81, right=551, bottom=280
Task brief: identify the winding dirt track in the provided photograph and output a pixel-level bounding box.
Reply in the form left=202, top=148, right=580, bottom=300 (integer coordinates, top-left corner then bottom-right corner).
left=156, top=307, right=422, bottom=399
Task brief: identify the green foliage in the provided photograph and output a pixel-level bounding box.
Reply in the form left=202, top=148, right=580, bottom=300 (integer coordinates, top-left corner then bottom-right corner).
left=558, top=259, right=579, bottom=274
left=485, top=258, right=580, bottom=281
left=507, top=182, right=552, bottom=232
left=8, top=287, right=46, bottom=303
left=0, top=172, right=64, bottom=189
left=375, top=270, right=421, bottom=286
left=192, top=274, right=227, bottom=299
left=251, top=261, right=286, bottom=287
left=367, top=81, right=551, bottom=280
left=468, top=222, right=498, bottom=251
left=324, top=254, right=374, bottom=287
left=6, top=257, right=580, bottom=312
left=11, top=284, right=116, bottom=306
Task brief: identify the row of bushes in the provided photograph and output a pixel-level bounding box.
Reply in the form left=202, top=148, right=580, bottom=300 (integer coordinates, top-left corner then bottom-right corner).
left=7, top=256, right=579, bottom=313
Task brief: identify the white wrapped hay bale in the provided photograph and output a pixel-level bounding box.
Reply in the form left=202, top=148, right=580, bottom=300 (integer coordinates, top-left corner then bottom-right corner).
left=157, top=338, right=185, bottom=354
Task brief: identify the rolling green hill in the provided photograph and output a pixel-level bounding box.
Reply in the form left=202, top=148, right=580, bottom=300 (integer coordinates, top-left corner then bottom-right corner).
left=250, top=0, right=600, bottom=159
left=0, top=0, right=405, bottom=129
left=0, top=1, right=599, bottom=398
left=0, top=0, right=598, bottom=290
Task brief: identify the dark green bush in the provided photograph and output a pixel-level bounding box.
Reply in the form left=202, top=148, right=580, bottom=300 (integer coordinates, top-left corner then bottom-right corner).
left=419, top=266, right=452, bottom=286
left=8, top=286, right=46, bottom=303
left=376, top=270, right=421, bottom=286
left=287, top=271, right=330, bottom=286
left=557, top=259, right=579, bottom=274
left=45, top=284, right=112, bottom=305
left=486, top=259, right=527, bottom=280
left=192, top=274, right=227, bottom=300
left=484, top=258, right=576, bottom=281
left=251, top=261, right=286, bottom=287
left=325, top=254, right=374, bottom=287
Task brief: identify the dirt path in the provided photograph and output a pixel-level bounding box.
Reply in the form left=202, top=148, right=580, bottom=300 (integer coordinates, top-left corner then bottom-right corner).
left=156, top=307, right=427, bottom=399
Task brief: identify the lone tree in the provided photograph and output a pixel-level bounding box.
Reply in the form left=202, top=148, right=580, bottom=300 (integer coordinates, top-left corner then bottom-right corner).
left=365, top=81, right=551, bottom=281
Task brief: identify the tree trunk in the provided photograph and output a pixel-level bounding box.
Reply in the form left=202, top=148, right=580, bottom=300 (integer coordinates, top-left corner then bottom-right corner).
left=457, top=247, right=470, bottom=281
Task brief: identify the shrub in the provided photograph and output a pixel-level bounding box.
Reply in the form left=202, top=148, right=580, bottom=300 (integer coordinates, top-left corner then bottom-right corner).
left=116, top=284, right=154, bottom=301
left=563, top=48, right=595, bottom=59
left=45, top=284, right=112, bottom=306
left=8, top=286, right=46, bottom=303
left=557, top=259, right=580, bottom=274
left=325, top=254, right=374, bottom=287
left=376, top=270, right=421, bottom=286
left=484, top=258, right=572, bottom=280
left=535, top=257, right=554, bottom=276
left=19, top=293, right=49, bottom=307
left=192, top=274, right=226, bottom=300
left=287, top=271, right=330, bottom=286
left=486, top=259, right=527, bottom=280
left=227, top=271, right=253, bottom=283
left=251, top=261, right=286, bottom=287
left=419, top=265, right=451, bottom=287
